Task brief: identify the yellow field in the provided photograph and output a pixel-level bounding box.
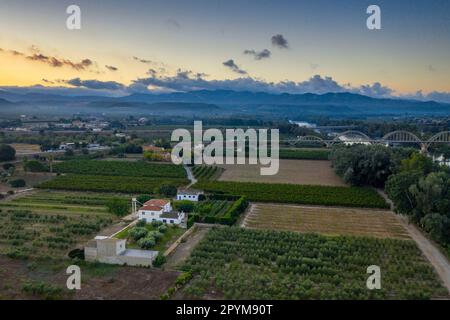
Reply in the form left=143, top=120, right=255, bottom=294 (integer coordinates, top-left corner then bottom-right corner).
left=218, top=159, right=346, bottom=186
left=9, top=143, right=41, bottom=155
left=244, top=203, right=410, bottom=239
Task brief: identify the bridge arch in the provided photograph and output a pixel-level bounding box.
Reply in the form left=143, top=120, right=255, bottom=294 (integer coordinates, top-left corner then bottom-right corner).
left=426, top=131, right=450, bottom=148
left=382, top=130, right=422, bottom=143
left=331, top=130, right=372, bottom=145
left=288, top=135, right=325, bottom=146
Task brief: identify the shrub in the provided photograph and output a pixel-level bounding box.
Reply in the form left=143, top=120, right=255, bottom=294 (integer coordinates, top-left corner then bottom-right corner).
left=137, top=194, right=152, bottom=204
left=151, top=220, right=163, bottom=227
left=153, top=253, right=166, bottom=267
left=136, top=220, right=147, bottom=228
left=129, top=227, right=148, bottom=241
left=106, top=198, right=130, bottom=216
left=21, top=281, right=63, bottom=300
left=158, top=225, right=167, bottom=233
left=9, top=179, right=26, bottom=188
left=158, top=184, right=177, bottom=197
left=0, top=144, right=16, bottom=162
left=3, top=163, right=15, bottom=170
left=148, top=231, right=163, bottom=241
left=138, top=236, right=156, bottom=249
left=24, top=160, right=47, bottom=172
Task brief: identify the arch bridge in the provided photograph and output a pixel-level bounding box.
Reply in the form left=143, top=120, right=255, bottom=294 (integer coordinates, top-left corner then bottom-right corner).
left=287, top=130, right=450, bottom=152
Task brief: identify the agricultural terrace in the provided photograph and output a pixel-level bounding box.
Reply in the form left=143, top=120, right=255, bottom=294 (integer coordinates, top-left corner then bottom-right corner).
left=52, top=160, right=186, bottom=179
left=218, top=159, right=346, bottom=186
left=181, top=228, right=448, bottom=300
left=195, top=181, right=388, bottom=209
left=245, top=204, right=410, bottom=239
left=38, top=175, right=188, bottom=194
left=0, top=191, right=124, bottom=259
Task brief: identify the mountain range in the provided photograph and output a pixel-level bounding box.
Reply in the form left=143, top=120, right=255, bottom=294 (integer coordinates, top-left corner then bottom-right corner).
left=0, top=89, right=449, bottom=118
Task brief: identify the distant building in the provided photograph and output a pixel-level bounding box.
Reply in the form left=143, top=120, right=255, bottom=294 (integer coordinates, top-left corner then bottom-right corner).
left=137, top=199, right=185, bottom=225
left=84, top=236, right=157, bottom=267
left=59, top=142, right=76, bottom=150
left=177, top=189, right=203, bottom=202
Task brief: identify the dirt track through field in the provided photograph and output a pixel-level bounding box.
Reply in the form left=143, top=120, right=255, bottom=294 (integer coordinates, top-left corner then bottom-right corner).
left=400, top=219, right=450, bottom=293
left=164, top=226, right=210, bottom=270
left=377, top=190, right=450, bottom=294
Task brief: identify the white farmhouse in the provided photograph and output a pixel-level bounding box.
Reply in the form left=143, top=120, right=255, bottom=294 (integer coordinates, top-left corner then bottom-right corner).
left=137, top=199, right=185, bottom=225
left=177, top=189, right=203, bottom=202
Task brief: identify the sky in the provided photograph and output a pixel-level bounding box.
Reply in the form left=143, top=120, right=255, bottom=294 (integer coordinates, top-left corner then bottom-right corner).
left=0, top=0, right=450, bottom=102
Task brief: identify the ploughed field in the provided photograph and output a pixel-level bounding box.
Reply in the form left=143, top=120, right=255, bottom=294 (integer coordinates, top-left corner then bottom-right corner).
left=218, top=159, right=346, bottom=186
left=180, top=227, right=448, bottom=300
left=245, top=203, right=410, bottom=239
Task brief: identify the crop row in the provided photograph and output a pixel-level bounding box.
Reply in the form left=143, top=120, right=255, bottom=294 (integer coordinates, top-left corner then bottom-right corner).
left=279, top=149, right=330, bottom=160
left=38, top=175, right=189, bottom=194
left=192, top=166, right=221, bottom=181
left=182, top=227, right=447, bottom=300
left=195, top=181, right=389, bottom=209
left=52, top=160, right=186, bottom=178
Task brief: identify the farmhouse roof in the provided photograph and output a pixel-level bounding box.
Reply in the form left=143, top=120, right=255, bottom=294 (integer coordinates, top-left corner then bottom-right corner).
left=144, top=199, right=170, bottom=207
left=140, top=205, right=164, bottom=212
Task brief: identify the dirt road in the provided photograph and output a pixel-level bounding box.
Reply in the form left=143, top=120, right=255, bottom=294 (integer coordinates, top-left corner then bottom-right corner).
left=401, top=218, right=450, bottom=293
left=164, top=226, right=209, bottom=270
left=378, top=190, right=450, bottom=294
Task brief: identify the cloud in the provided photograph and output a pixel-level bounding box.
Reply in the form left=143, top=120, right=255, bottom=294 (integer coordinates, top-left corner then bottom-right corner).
left=222, top=59, right=247, bottom=75
left=105, top=65, right=118, bottom=72
left=356, top=82, right=393, bottom=98
left=271, top=34, right=289, bottom=49
left=64, top=78, right=126, bottom=91
left=0, top=46, right=94, bottom=71
left=133, top=56, right=153, bottom=64
left=243, top=49, right=271, bottom=60
left=41, top=79, right=55, bottom=84
left=130, top=72, right=349, bottom=94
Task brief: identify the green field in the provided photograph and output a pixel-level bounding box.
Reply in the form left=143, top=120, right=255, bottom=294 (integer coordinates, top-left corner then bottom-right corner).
left=181, top=227, right=447, bottom=300
left=38, top=175, right=189, bottom=194
left=192, top=166, right=222, bottom=181
left=195, top=181, right=388, bottom=208
left=0, top=191, right=122, bottom=258
left=52, top=160, right=186, bottom=179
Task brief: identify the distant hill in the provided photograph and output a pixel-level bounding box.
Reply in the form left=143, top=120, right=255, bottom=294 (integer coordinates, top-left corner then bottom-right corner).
left=0, top=97, right=14, bottom=106
left=0, top=88, right=449, bottom=117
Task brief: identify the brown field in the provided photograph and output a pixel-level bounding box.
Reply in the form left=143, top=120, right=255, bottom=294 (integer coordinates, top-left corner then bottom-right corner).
left=244, top=203, right=410, bottom=239
left=9, top=143, right=41, bottom=155
left=0, top=255, right=178, bottom=300
left=218, top=159, right=346, bottom=186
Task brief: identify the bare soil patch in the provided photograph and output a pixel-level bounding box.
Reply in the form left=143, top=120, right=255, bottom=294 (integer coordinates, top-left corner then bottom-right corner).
left=218, top=159, right=346, bottom=186
left=245, top=203, right=410, bottom=239
left=0, top=255, right=179, bottom=300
